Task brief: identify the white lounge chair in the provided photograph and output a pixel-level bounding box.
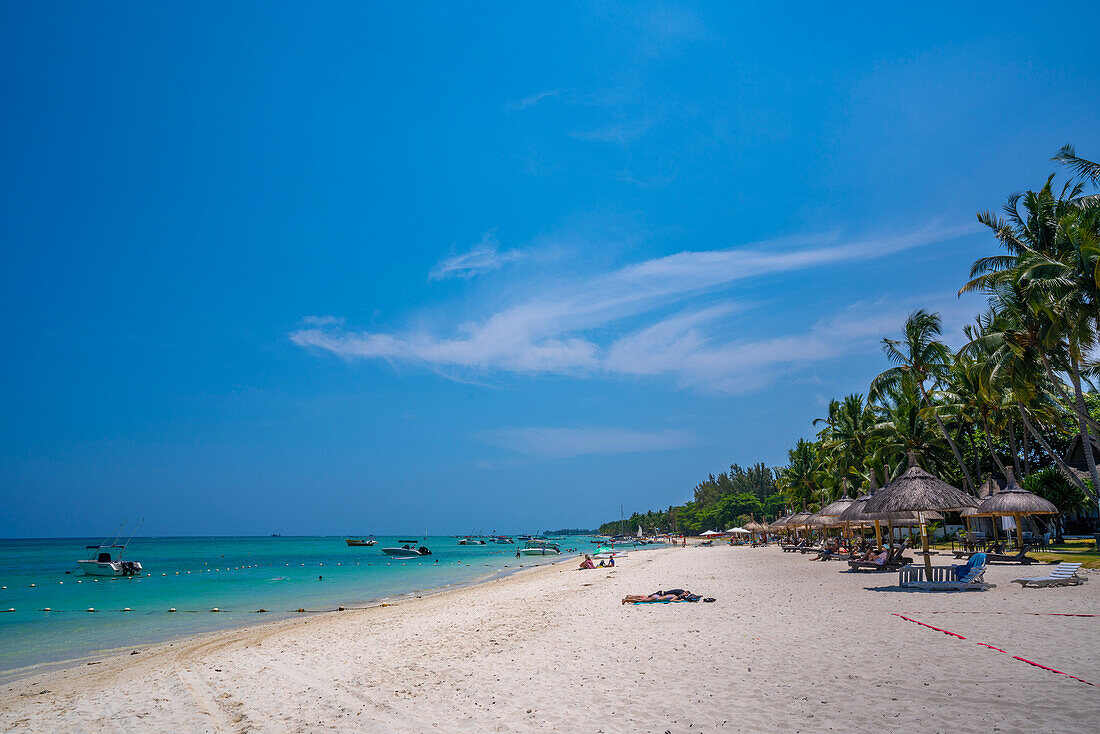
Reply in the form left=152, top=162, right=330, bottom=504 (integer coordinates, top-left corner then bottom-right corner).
left=899, top=562, right=995, bottom=591
left=1012, top=562, right=1089, bottom=588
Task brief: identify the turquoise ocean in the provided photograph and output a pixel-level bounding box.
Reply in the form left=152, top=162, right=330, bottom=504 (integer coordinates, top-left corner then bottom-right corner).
left=0, top=535, right=596, bottom=678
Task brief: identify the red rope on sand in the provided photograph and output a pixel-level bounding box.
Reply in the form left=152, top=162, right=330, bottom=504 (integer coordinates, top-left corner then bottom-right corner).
left=893, top=614, right=1096, bottom=687
left=891, top=613, right=966, bottom=639
left=921, top=611, right=1097, bottom=617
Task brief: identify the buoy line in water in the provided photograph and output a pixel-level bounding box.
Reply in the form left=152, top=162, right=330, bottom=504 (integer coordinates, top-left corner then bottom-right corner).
left=2, top=558, right=539, bottom=591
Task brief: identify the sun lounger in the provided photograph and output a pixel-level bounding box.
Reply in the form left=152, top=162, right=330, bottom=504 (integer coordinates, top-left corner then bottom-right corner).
left=898, top=561, right=995, bottom=591
left=781, top=540, right=810, bottom=552
left=1011, top=562, right=1089, bottom=588
left=848, top=541, right=911, bottom=572
left=985, top=545, right=1038, bottom=564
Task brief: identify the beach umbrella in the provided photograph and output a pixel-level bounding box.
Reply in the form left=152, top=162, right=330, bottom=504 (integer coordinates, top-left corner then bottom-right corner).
left=767, top=515, right=792, bottom=541
left=784, top=511, right=815, bottom=541
left=864, top=452, right=978, bottom=578
left=975, top=468, right=1057, bottom=551
left=814, top=481, right=858, bottom=541
left=700, top=529, right=722, bottom=537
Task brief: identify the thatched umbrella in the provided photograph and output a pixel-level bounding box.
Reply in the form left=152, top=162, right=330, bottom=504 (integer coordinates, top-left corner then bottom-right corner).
left=785, top=511, right=815, bottom=541
left=744, top=520, right=768, bottom=544
left=975, top=468, right=1057, bottom=551
left=810, top=481, right=858, bottom=543
left=768, top=515, right=792, bottom=540
left=864, top=452, right=978, bottom=578
left=838, top=475, right=886, bottom=549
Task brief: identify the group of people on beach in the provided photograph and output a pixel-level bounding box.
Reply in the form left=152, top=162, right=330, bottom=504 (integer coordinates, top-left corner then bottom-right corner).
left=577, top=554, right=614, bottom=570
left=808, top=538, right=889, bottom=564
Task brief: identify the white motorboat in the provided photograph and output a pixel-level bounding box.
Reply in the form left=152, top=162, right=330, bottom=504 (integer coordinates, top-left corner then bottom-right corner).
left=77, top=545, right=143, bottom=577
left=382, top=540, right=432, bottom=558
left=517, top=540, right=560, bottom=556
left=458, top=537, right=485, bottom=545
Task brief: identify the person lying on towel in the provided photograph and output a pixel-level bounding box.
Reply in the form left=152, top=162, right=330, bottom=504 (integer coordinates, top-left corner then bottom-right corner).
left=622, top=589, right=701, bottom=604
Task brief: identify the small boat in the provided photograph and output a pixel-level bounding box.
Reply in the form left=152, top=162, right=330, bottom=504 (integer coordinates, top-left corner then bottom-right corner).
left=345, top=538, right=376, bottom=547
left=458, top=536, right=486, bottom=545
left=77, top=521, right=143, bottom=577
left=77, top=545, right=143, bottom=577
left=517, top=540, right=560, bottom=556
left=490, top=536, right=514, bottom=544
left=382, top=544, right=432, bottom=558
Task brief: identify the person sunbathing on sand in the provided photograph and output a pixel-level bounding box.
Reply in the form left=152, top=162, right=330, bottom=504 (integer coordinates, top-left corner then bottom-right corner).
left=621, top=592, right=678, bottom=604
left=622, top=588, right=697, bottom=604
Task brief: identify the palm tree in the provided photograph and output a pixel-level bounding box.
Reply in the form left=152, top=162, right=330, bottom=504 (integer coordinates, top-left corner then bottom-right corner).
left=776, top=439, right=823, bottom=509
left=869, top=376, right=955, bottom=481
left=870, top=310, right=977, bottom=490
left=961, top=156, right=1100, bottom=496
left=1053, top=144, right=1100, bottom=187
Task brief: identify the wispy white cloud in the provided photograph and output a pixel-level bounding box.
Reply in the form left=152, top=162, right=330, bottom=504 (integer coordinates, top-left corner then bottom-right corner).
left=429, top=229, right=526, bottom=281
left=480, top=427, right=696, bottom=459
left=291, top=223, right=980, bottom=392
left=508, top=89, right=563, bottom=110
left=570, top=117, right=652, bottom=146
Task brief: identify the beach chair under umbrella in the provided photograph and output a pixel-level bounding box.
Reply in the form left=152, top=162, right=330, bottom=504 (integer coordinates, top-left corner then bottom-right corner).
left=864, top=451, right=978, bottom=579
left=974, top=467, right=1057, bottom=553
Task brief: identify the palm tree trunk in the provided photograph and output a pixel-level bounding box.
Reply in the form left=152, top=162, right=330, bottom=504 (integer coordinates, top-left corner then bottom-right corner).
left=1068, top=350, right=1100, bottom=498
left=981, top=414, right=1008, bottom=476
left=1040, top=351, right=1100, bottom=433
left=1007, top=419, right=1023, bottom=478
left=917, top=381, right=976, bottom=490
left=970, top=425, right=981, bottom=480
left=1017, top=402, right=1096, bottom=500
left=1022, top=426, right=1030, bottom=475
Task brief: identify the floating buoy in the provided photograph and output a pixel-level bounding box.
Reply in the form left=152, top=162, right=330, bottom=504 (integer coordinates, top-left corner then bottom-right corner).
left=168, top=608, right=177, bottom=612
left=59, top=581, right=63, bottom=584
left=76, top=580, right=82, bottom=583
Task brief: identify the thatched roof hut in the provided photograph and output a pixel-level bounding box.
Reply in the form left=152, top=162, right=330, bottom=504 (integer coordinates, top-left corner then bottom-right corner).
left=976, top=478, right=1057, bottom=517
left=784, top=511, right=815, bottom=535
left=863, top=458, right=977, bottom=515
left=767, top=516, right=792, bottom=532
left=974, top=468, right=1057, bottom=549
left=863, top=452, right=977, bottom=575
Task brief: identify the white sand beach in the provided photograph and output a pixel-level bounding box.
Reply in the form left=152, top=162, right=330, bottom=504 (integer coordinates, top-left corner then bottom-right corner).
left=2, top=545, right=1097, bottom=733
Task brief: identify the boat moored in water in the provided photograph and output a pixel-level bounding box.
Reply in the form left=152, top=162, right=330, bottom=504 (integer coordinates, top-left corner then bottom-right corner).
left=517, top=540, right=561, bottom=556
left=345, top=537, right=377, bottom=546
left=382, top=542, right=432, bottom=558
left=76, top=545, right=143, bottom=577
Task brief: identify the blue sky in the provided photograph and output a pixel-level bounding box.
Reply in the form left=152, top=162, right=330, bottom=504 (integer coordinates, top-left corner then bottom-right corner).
left=2, top=3, right=1098, bottom=537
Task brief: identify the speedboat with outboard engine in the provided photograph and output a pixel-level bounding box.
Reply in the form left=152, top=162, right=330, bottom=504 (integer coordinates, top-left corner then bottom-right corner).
left=77, top=545, right=143, bottom=577
left=382, top=539, right=432, bottom=558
